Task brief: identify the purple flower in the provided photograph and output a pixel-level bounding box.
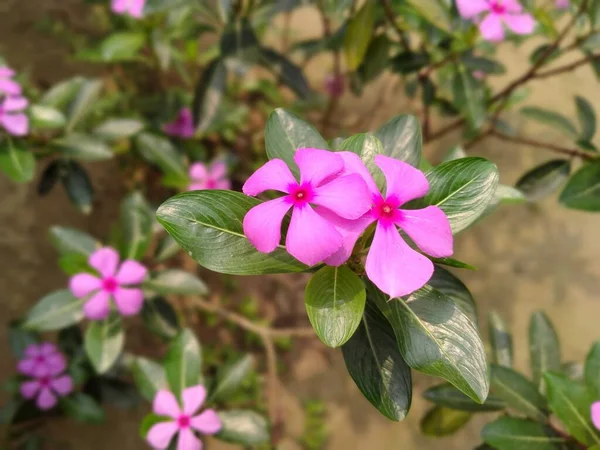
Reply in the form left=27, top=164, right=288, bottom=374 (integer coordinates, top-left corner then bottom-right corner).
left=17, top=343, right=67, bottom=378
left=556, top=0, right=569, bottom=9
left=69, top=247, right=148, bottom=321
left=163, top=108, right=195, bottom=139
left=0, top=67, right=22, bottom=96
left=319, top=152, right=453, bottom=298
left=188, top=160, right=230, bottom=191
left=111, top=0, right=146, bottom=18
left=457, top=0, right=536, bottom=42
left=0, top=95, right=29, bottom=136
left=146, top=386, right=222, bottom=450
left=593, top=402, right=600, bottom=430
left=242, top=148, right=372, bottom=266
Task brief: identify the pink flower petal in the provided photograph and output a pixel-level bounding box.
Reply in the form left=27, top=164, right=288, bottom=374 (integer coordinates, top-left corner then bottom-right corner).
left=209, top=161, right=227, bottom=179
left=177, top=428, right=202, bottom=450
left=318, top=208, right=374, bottom=266
left=365, top=222, right=434, bottom=298
left=503, top=13, right=536, bottom=35
left=456, top=0, right=490, bottom=18
left=128, top=0, right=146, bottom=18
left=191, top=409, right=222, bottom=435
left=89, top=247, right=120, bottom=278
left=17, top=358, right=36, bottom=376
left=0, top=67, right=15, bottom=78
left=50, top=375, right=73, bottom=396
left=111, top=0, right=128, bottom=13
left=0, top=113, right=29, bottom=136
left=24, top=344, right=40, bottom=358
left=502, top=0, right=525, bottom=12
left=188, top=182, right=208, bottom=191
left=83, top=290, right=111, bottom=321
left=182, top=385, right=207, bottom=415
left=556, top=0, right=569, bottom=9
left=189, top=162, right=207, bottom=182
left=214, top=179, right=231, bottom=190
left=39, top=343, right=58, bottom=355
left=20, top=380, right=40, bottom=399
left=337, top=151, right=379, bottom=195
left=37, top=387, right=57, bottom=410
left=69, top=273, right=102, bottom=298
left=45, top=353, right=67, bottom=376
left=113, top=287, right=144, bottom=316
left=592, top=401, right=600, bottom=430
left=147, top=421, right=179, bottom=449
left=313, top=174, right=371, bottom=220
left=294, top=148, right=343, bottom=186
left=286, top=205, right=342, bottom=266
left=480, top=13, right=505, bottom=41
left=243, top=198, right=292, bottom=253
left=115, top=260, right=147, bottom=285
left=374, top=155, right=429, bottom=205
left=243, top=159, right=296, bottom=196
left=3, top=96, right=28, bottom=112
left=396, top=206, right=453, bottom=258
left=153, top=390, right=181, bottom=418
left=0, top=79, right=22, bottom=96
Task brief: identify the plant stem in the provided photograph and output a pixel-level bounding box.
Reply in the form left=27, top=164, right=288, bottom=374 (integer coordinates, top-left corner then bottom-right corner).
left=380, top=0, right=409, bottom=50
left=490, top=130, right=596, bottom=160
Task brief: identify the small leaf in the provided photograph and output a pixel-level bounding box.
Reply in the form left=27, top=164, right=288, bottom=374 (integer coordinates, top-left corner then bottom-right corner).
left=405, top=0, right=451, bottom=31
left=337, top=133, right=385, bottom=189
left=423, top=383, right=505, bottom=412
left=144, top=270, right=208, bottom=296
left=54, top=133, right=113, bottom=161
left=99, top=32, right=145, bottom=62
left=84, top=315, right=124, bottom=374
left=359, top=34, right=391, bottom=82
left=576, top=96, right=597, bottom=141
left=428, top=265, right=477, bottom=326
left=135, top=133, right=187, bottom=181
left=374, top=115, right=422, bottom=168
left=40, top=77, right=84, bottom=109
left=8, top=325, right=37, bottom=359
left=141, top=297, right=180, bottom=339
left=154, top=234, right=181, bottom=262
left=390, top=52, right=430, bottom=75
left=164, top=329, right=202, bottom=396
left=62, top=161, right=94, bottom=214
left=482, top=417, right=565, bottom=450
left=452, top=65, right=486, bottom=130
left=120, top=192, right=154, bottom=260
left=93, top=118, right=145, bottom=140
left=132, top=357, right=167, bottom=402
left=489, top=312, right=513, bottom=368
left=49, top=226, right=98, bottom=256
left=516, top=159, right=571, bottom=201
left=461, top=55, right=505, bottom=75
left=431, top=257, right=477, bottom=270
left=192, top=59, right=227, bottom=135
left=529, top=311, right=561, bottom=391
left=61, top=392, right=105, bottom=424
left=66, top=79, right=103, bottom=132
left=585, top=342, right=600, bottom=397
left=211, top=355, right=254, bottom=402
left=257, top=48, right=311, bottom=98
left=0, top=138, right=35, bottom=183
left=22, top=290, right=83, bottom=331
left=38, top=161, right=61, bottom=196
left=305, top=266, right=366, bottom=348
left=521, top=107, right=578, bottom=137
left=420, top=406, right=472, bottom=437
left=215, top=410, right=270, bottom=446
left=344, top=1, right=376, bottom=71
left=560, top=161, right=600, bottom=211
left=30, top=105, right=66, bottom=129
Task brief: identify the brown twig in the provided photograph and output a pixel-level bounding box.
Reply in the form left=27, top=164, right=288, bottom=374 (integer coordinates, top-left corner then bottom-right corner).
left=490, top=130, right=596, bottom=160
left=535, top=52, right=600, bottom=78
left=381, top=0, right=409, bottom=50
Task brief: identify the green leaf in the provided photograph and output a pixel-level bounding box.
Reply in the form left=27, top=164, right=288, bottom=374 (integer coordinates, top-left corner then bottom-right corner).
left=305, top=266, right=366, bottom=348
left=49, top=226, right=97, bottom=256
left=341, top=303, right=412, bottom=421
left=135, top=133, right=187, bottom=181
left=93, top=118, right=145, bottom=140
left=99, top=32, right=145, bottom=62
left=40, top=77, right=84, bottom=109
left=375, top=115, right=422, bottom=168
left=529, top=311, right=561, bottom=390
left=484, top=184, right=527, bottom=216
left=390, top=52, right=430, bottom=75
left=30, top=105, right=66, bottom=129
left=423, top=383, right=505, bottom=412
left=344, top=1, right=376, bottom=71
left=8, top=325, right=37, bottom=359
left=66, top=79, right=103, bottom=132
left=38, top=160, right=61, bottom=196
left=220, top=20, right=260, bottom=60
left=482, top=417, right=565, bottom=450
left=431, top=257, right=477, bottom=270
left=264, top=108, right=328, bottom=176
left=560, top=161, right=600, bottom=211
left=53, top=133, right=113, bottom=161
left=156, top=190, right=307, bottom=275
left=406, top=0, right=451, bottom=31
left=23, top=290, right=83, bottom=331
left=461, top=55, right=505, bottom=75
left=585, top=342, right=600, bottom=397
left=420, top=406, right=472, bottom=437
left=61, top=392, right=105, bottom=424
left=62, top=161, right=94, bottom=214
left=144, top=269, right=208, bottom=296
left=452, top=65, right=486, bottom=130
left=359, top=34, right=391, bottom=83
left=576, top=96, right=597, bottom=141
left=258, top=48, right=311, bottom=98
left=164, top=328, right=202, bottom=396
left=337, top=133, right=385, bottom=189
left=490, top=364, right=548, bottom=422
left=521, top=107, right=578, bottom=137
left=211, top=355, right=254, bottom=402
left=419, top=157, right=499, bottom=234
left=545, top=373, right=600, bottom=446
left=84, top=315, right=124, bottom=374
left=372, top=284, right=489, bottom=403
left=132, top=357, right=167, bottom=402
left=489, top=311, right=513, bottom=368
left=516, top=159, right=571, bottom=202
left=0, top=138, right=35, bottom=183
left=192, top=59, right=227, bottom=135
left=215, top=410, right=270, bottom=446
left=141, top=296, right=180, bottom=339
left=120, top=192, right=154, bottom=260
left=428, top=265, right=477, bottom=326
left=139, top=413, right=166, bottom=439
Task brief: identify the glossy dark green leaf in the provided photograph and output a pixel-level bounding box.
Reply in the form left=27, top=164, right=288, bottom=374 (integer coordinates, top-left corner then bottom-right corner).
left=93, top=118, right=145, bottom=140
left=258, top=48, right=311, bottom=98
left=337, top=133, right=385, bottom=189
left=164, top=328, right=202, bottom=396
left=0, top=138, right=35, bottom=183
left=135, top=133, right=187, bottom=180
left=8, top=325, right=37, bottom=359
left=40, top=77, right=84, bottom=109
left=211, top=355, right=254, bottom=402
left=192, top=59, right=227, bottom=135
left=372, top=284, right=488, bottom=403
left=99, top=32, right=145, bottom=62
left=62, top=161, right=94, bottom=214
left=54, top=133, right=113, bottom=161
left=220, top=20, right=259, bottom=60
left=421, top=77, right=436, bottom=106
left=428, top=265, right=477, bottom=325
left=489, top=311, right=513, bottom=368
left=342, top=303, right=412, bottom=421
left=120, top=192, right=154, bottom=260
left=545, top=373, right=600, bottom=446
left=359, top=34, right=391, bottom=83
left=461, top=55, right=505, bottom=75
left=585, top=342, right=600, bottom=397
left=529, top=311, right=561, bottom=390
left=66, top=79, right=103, bottom=132
left=452, top=65, right=485, bottom=130
left=38, top=161, right=61, bottom=196
left=61, top=392, right=105, bottom=424
left=264, top=108, right=328, bottom=176
left=490, top=364, right=548, bottom=422
left=144, top=269, right=208, bottom=296
left=215, top=410, right=270, bottom=445
left=560, top=161, right=600, bottom=211
left=132, top=357, right=168, bottom=402
left=141, top=296, right=180, bottom=339
left=85, top=315, right=124, bottom=374
left=421, top=406, right=472, bottom=437
left=344, top=1, right=375, bottom=71
left=154, top=234, right=181, bottom=262
left=375, top=114, right=422, bottom=167
left=305, top=266, right=366, bottom=348
left=23, top=290, right=83, bottom=331
left=431, top=257, right=477, bottom=270
left=423, top=383, right=505, bottom=412
left=406, top=0, right=451, bottom=31
left=30, top=105, right=66, bottom=129
left=49, top=226, right=97, bottom=256
left=529, top=44, right=561, bottom=65
left=482, top=417, right=565, bottom=450
left=390, top=52, right=430, bottom=75
left=576, top=96, right=597, bottom=141
left=521, top=107, right=578, bottom=137
left=516, top=159, right=571, bottom=201
left=156, top=190, right=307, bottom=275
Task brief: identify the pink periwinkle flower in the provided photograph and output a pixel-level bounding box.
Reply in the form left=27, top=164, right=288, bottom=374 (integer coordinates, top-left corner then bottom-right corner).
left=242, top=148, right=372, bottom=266
left=318, top=152, right=453, bottom=298
left=163, top=108, right=195, bottom=139
left=18, top=343, right=67, bottom=378
left=69, top=247, right=148, bottom=320
left=0, top=67, right=22, bottom=96
left=593, top=402, right=600, bottom=430
left=324, top=74, right=344, bottom=98
left=111, top=0, right=146, bottom=18
left=556, top=0, right=569, bottom=9
left=147, top=386, right=222, bottom=450
left=188, top=160, right=231, bottom=191
left=457, top=0, right=536, bottom=42
left=0, top=95, right=29, bottom=136
left=19, top=345, right=73, bottom=410
left=473, top=70, right=486, bottom=80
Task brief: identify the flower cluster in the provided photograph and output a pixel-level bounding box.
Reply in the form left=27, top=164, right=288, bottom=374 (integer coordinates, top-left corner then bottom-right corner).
left=0, top=66, right=28, bottom=136
left=18, top=343, right=73, bottom=410
left=111, top=0, right=146, bottom=18
left=242, top=148, right=453, bottom=298
left=69, top=247, right=148, bottom=320
left=146, top=385, right=222, bottom=450
left=188, top=159, right=231, bottom=191
left=163, top=107, right=195, bottom=139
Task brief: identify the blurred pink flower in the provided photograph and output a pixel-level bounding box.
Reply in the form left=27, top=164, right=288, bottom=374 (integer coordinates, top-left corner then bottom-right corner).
left=556, top=0, right=569, bottom=8
left=18, top=343, right=66, bottom=378
left=69, top=247, right=147, bottom=320
left=324, top=74, right=344, bottom=97
left=146, top=386, right=221, bottom=450
left=0, top=67, right=22, bottom=96
left=188, top=160, right=230, bottom=191
left=456, top=0, right=536, bottom=41
left=242, top=148, right=372, bottom=266
left=163, top=108, right=195, bottom=139
left=111, top=0, right=146, bottom=18
left=593, top=402, right=600, bottom=430
left=0, top=95, right=29, bottom=136
left=473, top=70, right=486, bottom=80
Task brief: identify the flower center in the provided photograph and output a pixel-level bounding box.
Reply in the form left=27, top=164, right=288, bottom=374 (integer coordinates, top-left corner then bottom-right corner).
left=177, top=415, right=190, bottom=429
left=102, top=277, right=118, bottom=293
left=373, top=196, right=401, bottom=225
left=490, top=1, right=506, bottom=13
left=35, top=355, right=45, bottom=364
left=40, top=377, right=50, bottom=387
left=287, top=183, right=314, bottom=206
left=206, top=178, right=217, bottom=189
